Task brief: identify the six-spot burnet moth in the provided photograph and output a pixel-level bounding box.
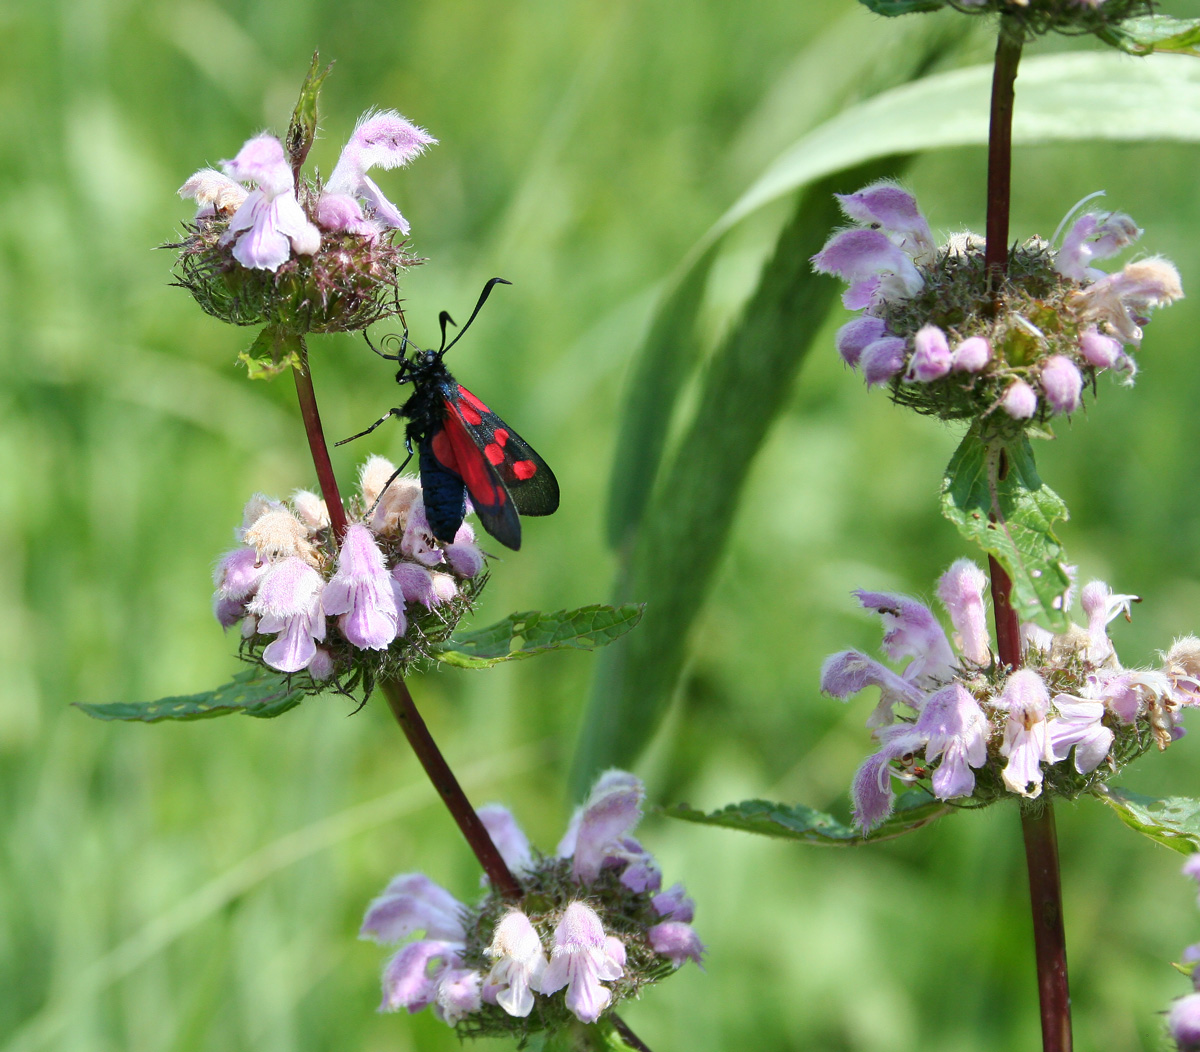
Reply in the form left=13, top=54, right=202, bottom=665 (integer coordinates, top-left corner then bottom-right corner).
left=337, top=278, right=559, bottom=551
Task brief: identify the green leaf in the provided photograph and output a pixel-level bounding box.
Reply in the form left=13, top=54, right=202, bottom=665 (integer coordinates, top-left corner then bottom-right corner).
left=859, top=0, right=948, bottom=14
left=940, top=427, right=1071, bottom=630
left=433, top=604, right=644, bottom=668
left=664, top=791, right=953, bottom=846
left=75, top=667, right=306, bottom=723
left=239, top=325, right=303, bottom=380
left=604, top=242, right=716, bottom=551
left=604, top=13, right=972, bottom=551
left=1103, top=15, right=1200, bottom=56
left=1095, top=786, right=1200, bottom=855
left=285, top=51, right=332, bottom=173
left=712, top=52, right=1200, bottom=246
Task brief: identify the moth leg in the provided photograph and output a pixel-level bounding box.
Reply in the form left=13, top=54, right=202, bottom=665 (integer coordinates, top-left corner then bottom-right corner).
left=335, top=408, right=402, bottom=446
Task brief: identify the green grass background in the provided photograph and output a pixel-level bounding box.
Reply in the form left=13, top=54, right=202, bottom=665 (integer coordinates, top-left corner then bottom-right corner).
left=5, top=0, right=1200, bottom=1049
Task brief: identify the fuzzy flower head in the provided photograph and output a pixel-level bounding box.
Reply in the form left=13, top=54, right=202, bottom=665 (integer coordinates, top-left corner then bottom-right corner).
left=361, top=770, right=700, bottom=1039
left=813, top=186, right=1181, bottom=430
left=171, top=76, right=431, bottom=344
left=213, top=457, right=486, bottom=693
left=947, top=0, right=1153, bottom=38
left=825, top=560, right=1194, bottom=831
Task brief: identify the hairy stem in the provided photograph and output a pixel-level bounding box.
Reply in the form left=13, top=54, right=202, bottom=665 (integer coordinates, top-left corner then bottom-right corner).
left=292, top=339, right=349, bottom=543
left=985, top=15, right=1023, bottom=284
left=1021, top=802, right=1072, bottom=1052
left=379, top=675, right=523, bottom=900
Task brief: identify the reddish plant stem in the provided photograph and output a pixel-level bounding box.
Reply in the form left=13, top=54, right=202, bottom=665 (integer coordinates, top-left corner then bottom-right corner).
left=379, top=675, right=523, bottom=900
left=1021, top=803, right=1072, bottom=1052
left=989, top=551, right=1023, bottom=670
left=292, top=339, right=349, bottom=543
left=985, top=15, right=1023, bottom=285
left=983, top=18, right=1071, bottom=1048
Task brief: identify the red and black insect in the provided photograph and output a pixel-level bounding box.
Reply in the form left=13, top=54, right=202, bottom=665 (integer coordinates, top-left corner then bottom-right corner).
left=338, top=278, right=559, bottom=551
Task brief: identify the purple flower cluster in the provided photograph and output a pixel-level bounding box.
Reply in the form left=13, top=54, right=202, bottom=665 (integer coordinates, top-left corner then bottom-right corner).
left=811, top=182, right=1182, bottom=424
left=212, top=455, right=484, bottom=685
left=821, top=559, right=1200, bottom=830
left=173, top=110, right=433, bottom=335
left=361, top=771, right=703, bottom=1036
left=180, top=111, right=433, bottom=271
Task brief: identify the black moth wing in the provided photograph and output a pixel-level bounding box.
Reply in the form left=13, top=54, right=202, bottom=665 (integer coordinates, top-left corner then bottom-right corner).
left=449, top=384, right=560, bottom=518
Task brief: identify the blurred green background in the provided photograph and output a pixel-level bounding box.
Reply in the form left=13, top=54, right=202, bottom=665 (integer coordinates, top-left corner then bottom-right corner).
left=6, top=1, right=1200, bottom=1049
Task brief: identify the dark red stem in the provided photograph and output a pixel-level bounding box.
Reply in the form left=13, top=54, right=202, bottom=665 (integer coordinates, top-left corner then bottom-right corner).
left=379, top=676, right=523, bottom=900
left=983, top=19, right=1071, bottom=1047
left=292, top=340, right=349, bottom=543
left=985, top=15, right=1023, bottom=284
left=989, top=553, right=1023, bottom=670
left=1020, top=803, right=1072, bottom=1052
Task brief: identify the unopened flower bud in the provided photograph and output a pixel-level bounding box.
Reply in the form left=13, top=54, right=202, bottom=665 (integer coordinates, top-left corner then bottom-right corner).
left=1040, top=355, right=1083, bottom=415
left=1001, top=379, right=1038, bottom=420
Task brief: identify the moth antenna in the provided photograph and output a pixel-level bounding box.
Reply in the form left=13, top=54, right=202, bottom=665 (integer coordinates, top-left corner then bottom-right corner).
left=441, top=277, right=512, bottom=354
left=438, top=310, right=455, bottom=354
left=364, top=330, right=404, bottom=362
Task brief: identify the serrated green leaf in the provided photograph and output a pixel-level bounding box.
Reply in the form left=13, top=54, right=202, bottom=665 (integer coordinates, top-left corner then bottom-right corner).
left=664, top=791, right=952, bottom=846
left=1104, top=15, right=1200, bottom=56
left=239, top=325, right=303, bottom=380
left=859, top=0, right=948, bottom=14
left=1095, top=786, right=1200, bottom=854
left=285, top=52, right=332, bottom=174
left=75, top=667, right=306, bottom=723
left=940, top=426, right=1071, bottom=629
left=433, top=605, right=643, bottom=668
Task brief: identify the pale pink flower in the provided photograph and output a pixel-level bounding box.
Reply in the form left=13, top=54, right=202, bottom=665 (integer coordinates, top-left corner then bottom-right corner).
left=1047, top=695, right=1113, bottom=773
left=835, top=316, right=887, bottom=367
left=995, top=670, right=1053, bottom=797
left=905, top=325, right=952, bottom=382
left=360, top=873, right=467, bottom=943
left=835, top=181, right=935, bottom=259
left=380, top=940, right=462, bottom=1013
left=851, top=723, right=927, bottom=831
left=1055, top=211, right=1141, bottom=282
left=854, top=590, right=956, bottom=688
left=936, top=558, right=991, bottom=665
left=538, top=903, right=624, bottom=1024
left=861, top=337, right=908, bottom=386
left=178, top=168, right=248, bottom=217
left=435, top=969, right=482, bottom=1025
left=221, top=135, right=320, bottom=271
left=321, top=523, right=400, bottom=649
left=247, top=557, right=326, bottom=672
left=917, top=684, right=989, bottom=799
left=324, top=110, right=436, bottom=235
left=485, top=910, right=548, bottom=1017
left=647, top=922, right=705, bottom=968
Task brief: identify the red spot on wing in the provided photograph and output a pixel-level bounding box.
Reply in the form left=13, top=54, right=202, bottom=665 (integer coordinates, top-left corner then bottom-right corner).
left=493, top=428, right=509, bottom=447
left=456, top=385, right=490, bottom=426
left=512, top=460, right=537, bottom=480
left=484, top=443, right=505, bottom=465
left=441, top=411, right=506, bottom=509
